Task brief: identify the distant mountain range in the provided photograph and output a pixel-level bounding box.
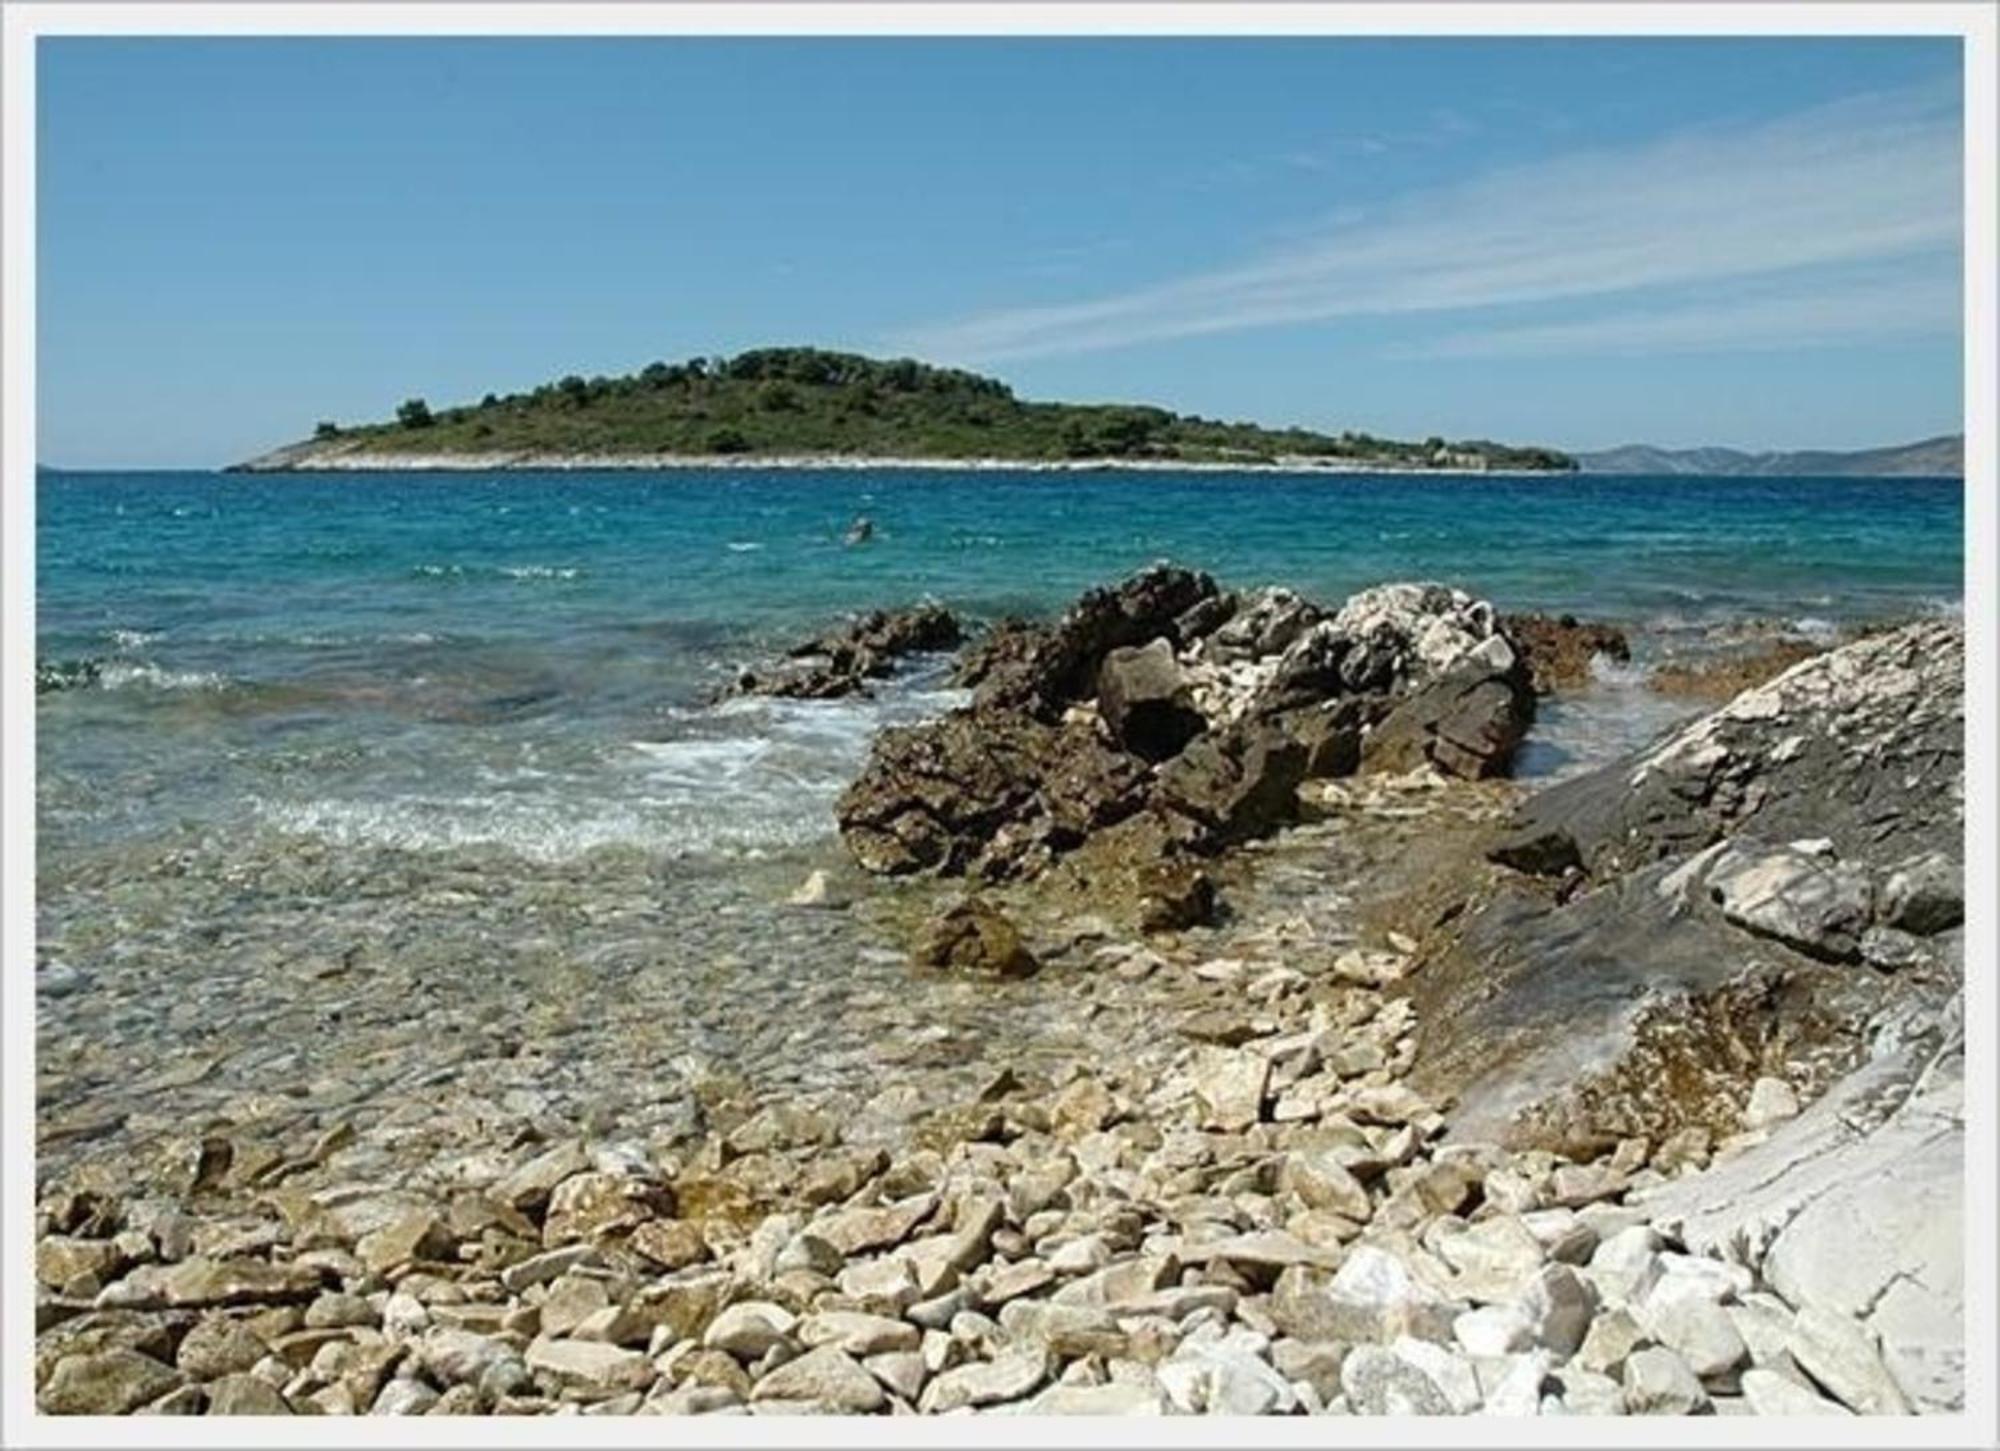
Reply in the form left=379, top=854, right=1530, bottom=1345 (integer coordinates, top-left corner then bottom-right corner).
left=1574, top=434, right=1962, bottom=478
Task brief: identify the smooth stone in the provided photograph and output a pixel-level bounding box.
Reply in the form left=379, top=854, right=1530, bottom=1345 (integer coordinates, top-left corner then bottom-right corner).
left=370, top=1378, right=440, bottom=1415
left=1453, top=1304, right=1534, bottom=1358
left=40, top=1349, right=186, bottom=1414
left=1192, top=1047, right=1270, bottom=1133
left=1741, top=1077, right=1801, bottom=1132
left=524, top=1337, right=653, bottom=1392
left=1019, top=1379, right=1167, bottom=1414
left=1641, top=1297, right=1747, bottom=1380
left=798, top=1311, right=920, bottom=1358
left=205, top=1373, right=294, bottom=1415
left=1480, top=1349, right=1553, bottom=1416
left=703, top=1302, right=799, bottom=1361
left=750, top=1346, right=885, bottom=1413
left=1623, top=1346, right=1709, bottom=1415
left=1739, top=1366, right=1853, bottom=1415
left=918, top=1347, right=1050, bottom=1413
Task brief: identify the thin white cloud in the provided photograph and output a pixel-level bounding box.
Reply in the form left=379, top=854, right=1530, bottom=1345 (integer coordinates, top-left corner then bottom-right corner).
left=896, top=83, right=1960, bottom=363
left=1405, top=268, right=1959, bottom=358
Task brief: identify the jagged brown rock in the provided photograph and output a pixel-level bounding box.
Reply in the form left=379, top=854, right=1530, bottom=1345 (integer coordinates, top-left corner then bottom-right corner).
left=722, top=603, right=961, bottom=700
left=912, top=897, right=1040, bottom=978
left=1499, top=612, right=1632, bottom=694
left=840, top=568, right=1538, bottom=881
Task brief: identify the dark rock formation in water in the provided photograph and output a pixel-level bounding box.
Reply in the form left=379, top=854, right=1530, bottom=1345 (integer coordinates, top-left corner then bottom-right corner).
left=721, top=603, right=961, bottom=701
left=1414, top=617, right=1964, bottom=1155
left=965, top=565, right=1220, bottom=718
left=1498, top=613, right=1631, bottom=694
left=838, top=568, right=1538, bottom=880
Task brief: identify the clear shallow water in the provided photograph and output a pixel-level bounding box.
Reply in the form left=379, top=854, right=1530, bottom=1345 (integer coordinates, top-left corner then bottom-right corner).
left=31, top=466, right=1964, bottom=1187
left=38, top=467, right=1963, bottom=864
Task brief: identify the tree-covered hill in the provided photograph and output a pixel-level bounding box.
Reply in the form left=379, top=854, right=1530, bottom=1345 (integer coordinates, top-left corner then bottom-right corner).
left=244, top=347, right=1576, bottom=471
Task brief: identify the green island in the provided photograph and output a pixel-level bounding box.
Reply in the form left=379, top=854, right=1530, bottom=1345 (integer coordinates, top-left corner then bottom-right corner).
left=238, top=347, right=1577, bottom=472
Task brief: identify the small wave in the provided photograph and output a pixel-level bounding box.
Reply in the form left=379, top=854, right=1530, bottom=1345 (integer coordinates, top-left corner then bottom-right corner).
left=257, top=788, right=832, bottom=864
left=97, top=661, right=229, bottom=692
left=1587, top=653, right=1651, bottom=689
left=254, top=668, right=969, bottom=865
left=37, top=658, right=103, bottom=694
left=258, top=796, right=662, bottom=862
left=106, top=628, right=160, bottom=649
left=1641, top=611, right=1712, bottom=635
left=294, top=630, right=445, bottom=647
left=412, top=562, right=582, bottom=582
left=1790, top=617, right=1839, bottom=642
left=1921, top=596, right=1964, bottom=618
left=726, top=542, right=764, bottom=553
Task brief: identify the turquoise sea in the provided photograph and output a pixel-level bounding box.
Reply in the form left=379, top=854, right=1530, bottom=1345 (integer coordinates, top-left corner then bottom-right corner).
left=37, top=468, right=1964, bottom=868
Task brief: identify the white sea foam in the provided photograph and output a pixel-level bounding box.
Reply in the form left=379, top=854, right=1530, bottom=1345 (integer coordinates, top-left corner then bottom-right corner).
left=259, top=678, right=970, bottom=864
left=628, top=736, right=774, bottom=786
left=413, top=562, right=582, bottom=581
left=96, top=661, right=228, bottom=692
left=726, top=542, right=764, bottom=553
left=1587, top=652, right=1650, bottom=689
left=258, top=778, right=838, bottom=863
left=106, top=628, right=161, bottom=649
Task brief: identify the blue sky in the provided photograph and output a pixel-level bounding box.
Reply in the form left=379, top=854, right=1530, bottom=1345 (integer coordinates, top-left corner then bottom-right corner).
left=38, top=37, right=1963, bottom=468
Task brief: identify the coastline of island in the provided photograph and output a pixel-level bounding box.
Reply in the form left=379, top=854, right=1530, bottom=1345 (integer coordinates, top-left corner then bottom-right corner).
left=226, top=346, right=1581, bottom=476
left=228, top=444, right=1561, bottom=477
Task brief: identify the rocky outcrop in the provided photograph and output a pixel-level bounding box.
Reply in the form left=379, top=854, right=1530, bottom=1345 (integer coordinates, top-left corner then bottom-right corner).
left=1405, top=619, right=1963, bottom=1412
left=1637, top=1016, right=1964, bottom=1412
left=1360, top=639, right=1535, bottom=780
left=1378, top=624, right=1966, bottom=1417
left=966, top=566, right=1221, bottom=718
left=838, top=708, right=1152, bottom=878
left=1096, top=639, right=1207, bottom=762
left=838, top=569, right=1536, bottom=880
left=1489, top=619, right=1962, bottom=882
left=721, top=604, right=961, bottom=700
left=1499, top=613, right=1631, bottom=694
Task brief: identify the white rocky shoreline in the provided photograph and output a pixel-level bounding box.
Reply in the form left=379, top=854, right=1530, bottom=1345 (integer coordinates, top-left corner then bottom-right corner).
left=228, top=442, right=1559, bottom=477
left=33, top=573, right=1964, bottom=1420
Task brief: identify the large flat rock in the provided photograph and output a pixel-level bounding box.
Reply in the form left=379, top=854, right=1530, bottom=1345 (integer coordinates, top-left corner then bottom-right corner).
left=1639, top=1020, right=1964, bottom=1413
left=1416, top=620, right=1964, bottom=1154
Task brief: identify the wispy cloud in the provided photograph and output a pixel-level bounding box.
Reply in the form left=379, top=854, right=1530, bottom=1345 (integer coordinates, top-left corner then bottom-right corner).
left=1405, top=266, right=1960, bottom=359
left=896, top=84, right=1960, bottom=364
left=1283, top=107, right=1478, bottom=171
